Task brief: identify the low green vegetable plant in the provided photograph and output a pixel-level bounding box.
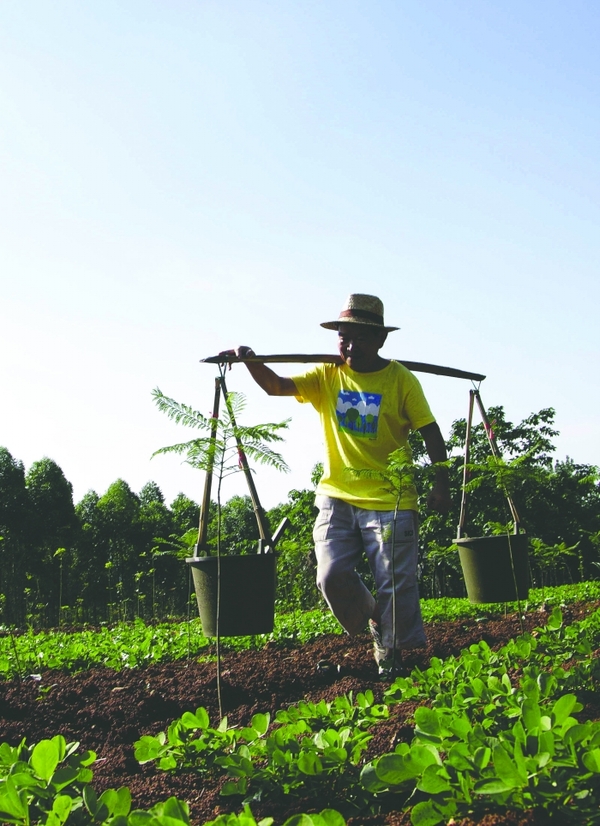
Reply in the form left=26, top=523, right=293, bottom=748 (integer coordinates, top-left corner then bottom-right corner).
left=0, top=734, right=192, bottom=826
left=203, top=804, right=346, bottom=825
left=361, top=606, right=600, bottom=824
left=362, top=692, right=600, bottom=825
left=135, top=691, right=387, bottom=809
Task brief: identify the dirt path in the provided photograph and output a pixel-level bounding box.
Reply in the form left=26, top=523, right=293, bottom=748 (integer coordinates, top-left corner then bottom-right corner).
left=0, top=606, right=593, bottom=825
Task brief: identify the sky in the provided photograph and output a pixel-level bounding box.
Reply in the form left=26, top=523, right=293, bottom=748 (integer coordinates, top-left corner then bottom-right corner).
left=1, top=0, right=599, bottom=511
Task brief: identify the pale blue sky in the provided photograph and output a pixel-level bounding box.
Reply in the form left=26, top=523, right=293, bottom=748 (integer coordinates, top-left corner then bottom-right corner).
left=1, top=1, right=599, bottom=509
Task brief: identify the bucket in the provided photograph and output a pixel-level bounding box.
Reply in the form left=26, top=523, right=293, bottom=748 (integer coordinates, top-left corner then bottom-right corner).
left=186, top=554, right=276, bottom=636
left=455, top=534, right=530, bottom=603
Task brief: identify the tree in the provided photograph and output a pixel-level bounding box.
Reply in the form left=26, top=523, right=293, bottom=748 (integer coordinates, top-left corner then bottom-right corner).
left=267, top=467, right=321, bottom=612
left=96, top=480, right=142, bottom=620
left=208, top=494, right=259, bottom=555
left=170, top=493, right=200, bottom=534
left=73, top=490, right=110, bottom=623
left=25, top=457, right=77, bottom=625
left=0, top=448, right=30, bottom=624
left=139, top=481, right=165, bottom=506
left=136, top=484, right=179, bottom=617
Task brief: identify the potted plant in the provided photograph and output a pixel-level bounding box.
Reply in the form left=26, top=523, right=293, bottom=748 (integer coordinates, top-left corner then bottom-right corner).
left=152, top=381, right=290, bottom=637
left=454, top=389, right=541, bottom=605
left=456, top=452, right=536, bottom=605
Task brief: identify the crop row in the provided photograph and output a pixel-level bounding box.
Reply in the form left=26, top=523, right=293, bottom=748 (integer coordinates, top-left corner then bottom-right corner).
left=0, top=733, right=340, bottom=826
left=130, top=604, right=600, bottom=824
left=1, top=581, right=598, bottom=678
left=4, top=603, right=599, bottom=824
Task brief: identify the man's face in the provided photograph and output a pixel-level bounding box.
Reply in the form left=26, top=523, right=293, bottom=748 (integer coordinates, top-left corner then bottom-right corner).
left=337, top=323, right=387, bottom=371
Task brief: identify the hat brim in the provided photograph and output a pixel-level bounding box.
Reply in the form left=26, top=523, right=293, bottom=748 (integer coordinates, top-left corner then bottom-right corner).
left=321, top=318, right=399, bottom=332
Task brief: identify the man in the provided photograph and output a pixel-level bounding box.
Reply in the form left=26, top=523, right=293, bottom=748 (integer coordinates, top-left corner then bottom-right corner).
left=227, top=294, right=450, bottom=678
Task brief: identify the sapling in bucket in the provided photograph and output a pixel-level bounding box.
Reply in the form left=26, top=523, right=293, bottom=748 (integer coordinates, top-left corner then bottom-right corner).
left=456, top=452, right=537, bottom=605
left=152, top=382, right=290, bottom=637
left=455, top=389, right=538, bottom=611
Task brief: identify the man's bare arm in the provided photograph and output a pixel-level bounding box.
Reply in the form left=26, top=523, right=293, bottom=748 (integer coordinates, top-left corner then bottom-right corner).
left=418, top=421, right=452, bottom=514
left=220, top=347, right=298, bottom=396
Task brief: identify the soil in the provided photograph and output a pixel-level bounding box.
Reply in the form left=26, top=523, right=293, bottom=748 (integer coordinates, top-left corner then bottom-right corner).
left=0, top=604, right=596, bottom=826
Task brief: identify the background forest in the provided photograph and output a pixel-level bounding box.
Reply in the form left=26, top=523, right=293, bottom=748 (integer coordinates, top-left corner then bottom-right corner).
left=1, top=405, right=599, bottom=629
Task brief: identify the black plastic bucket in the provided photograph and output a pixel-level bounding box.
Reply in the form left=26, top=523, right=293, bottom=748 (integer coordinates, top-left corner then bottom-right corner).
left=186, top=554, right=276, bottom=636
left=455, top=534, right=530, bottom=603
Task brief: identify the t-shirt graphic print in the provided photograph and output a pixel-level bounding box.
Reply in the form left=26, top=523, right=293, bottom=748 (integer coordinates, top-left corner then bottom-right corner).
left=335, top=390, right=382, bottom=439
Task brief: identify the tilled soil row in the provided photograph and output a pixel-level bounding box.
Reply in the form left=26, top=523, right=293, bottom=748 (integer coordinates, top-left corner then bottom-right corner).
left=0, top=605, right=595, bottom=826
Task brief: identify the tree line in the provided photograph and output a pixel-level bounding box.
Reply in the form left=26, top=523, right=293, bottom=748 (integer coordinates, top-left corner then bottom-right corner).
left=1, top=405, right=599, bottom=628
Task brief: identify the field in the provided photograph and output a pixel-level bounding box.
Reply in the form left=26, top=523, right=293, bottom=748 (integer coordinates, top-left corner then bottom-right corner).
left=1, top=587, right=600, bottom=826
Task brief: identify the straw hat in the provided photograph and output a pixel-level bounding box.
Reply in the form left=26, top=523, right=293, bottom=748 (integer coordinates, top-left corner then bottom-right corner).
left=320, top=294, right=399, bottom=332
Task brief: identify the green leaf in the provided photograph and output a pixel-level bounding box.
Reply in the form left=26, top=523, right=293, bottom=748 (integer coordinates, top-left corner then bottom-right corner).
left=46, top=794, right=73, bottom=826
left=547, top=606, right=563, bottom=630
left=158, top=755, right=178, bottom=771
left=0, top=778, right=28, bottom=820
left=448, top=715, right=471, bottom=741
left=417, top=764, right=451, bottom=794
left=360, top=763, right=388, bottom=793
left=127, top=812, right=154, bottom=826
left=414, top=707, right=446, bottom=739
left=162, top=797, right=191, bottom=822
left=493, top=745, right=527, bottom=788
left=181, top=708, right=209, bottom=729
left=83, top=784, right=99, bottom=815
left=221, top=780, right=245, bottom=796
left=92, top=787, right=129, bottom=818
left=297, top=751, right=322, bottom=775
left=473, top=746, right=491, bottom=770
left=376, top=746, right=438, bottom=786
left=114, top=786, right=133, bottom=816
left=410, top=799, right=444, bottom=826
left=51, top=766, right=80, bottom=790
left=564, top=723, right=592, bottom=746
left=250, top=713, right=270, bottom=736
left=474, top=778, right=514, bottom=794
left=551, top=694, right=577, bottom=726
left=138, top=796, right=190, bottom=826
left=522, top=700, right=542, bottom=733
left=583, top=748, right=600, bottom=773
left=313, top=811, right=346, bottom=826
left=31, top=736, right=64, bottom=781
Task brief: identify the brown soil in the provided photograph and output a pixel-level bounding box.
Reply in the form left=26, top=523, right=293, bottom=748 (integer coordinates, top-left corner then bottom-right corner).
left=0, top=604, right=595, bottom=826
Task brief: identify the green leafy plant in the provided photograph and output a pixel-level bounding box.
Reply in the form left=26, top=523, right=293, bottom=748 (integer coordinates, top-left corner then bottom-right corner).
left=203, top=804, right=346, bottom=825
left=361, top=605, right=600, bottom=824
left=152, top=384, right=291, bottom=714
left=0, top=734, right=130, bottom=826
left=135, top=692, right=386, bottom=810
left=152, top=388, right=290, bottom=484
left=530, top=538, right=580, bottom=590
left=362, top=692, right=600, bottom=825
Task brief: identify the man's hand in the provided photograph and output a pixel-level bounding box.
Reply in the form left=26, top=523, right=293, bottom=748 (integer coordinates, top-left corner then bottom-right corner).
left=418, top=421, right=452, bottom=514
left=218, top=346, right=256, bottom=365
left=218, top=347, right=297, bottom=396
left=427, top=478, right=452, bottom=514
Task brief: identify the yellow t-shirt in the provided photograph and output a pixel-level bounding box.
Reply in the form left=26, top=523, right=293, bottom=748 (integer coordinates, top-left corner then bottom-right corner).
left=292, top=361, right=435, bottom=511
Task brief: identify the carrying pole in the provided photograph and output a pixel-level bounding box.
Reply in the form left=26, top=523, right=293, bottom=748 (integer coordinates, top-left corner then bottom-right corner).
left=218, top=372, right=274, bottom=551
left=195, top=378, right=221, bottom=556
left=201, top=353, right=486, bottom=382
left=472, top=391, right=522, bottom=532
left=457, top=389, right=476, bottom=540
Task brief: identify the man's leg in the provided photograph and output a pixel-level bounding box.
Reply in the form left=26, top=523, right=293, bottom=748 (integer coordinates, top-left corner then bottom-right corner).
left=313, top=495, right=376, bottom=636
left=359, top=508, right=426, bottom=653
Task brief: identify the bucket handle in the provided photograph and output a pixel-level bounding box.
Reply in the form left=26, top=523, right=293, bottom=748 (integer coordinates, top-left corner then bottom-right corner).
left=194, top=374, right=278, bottom=557
left=457, top=389, right=522, bottom=540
